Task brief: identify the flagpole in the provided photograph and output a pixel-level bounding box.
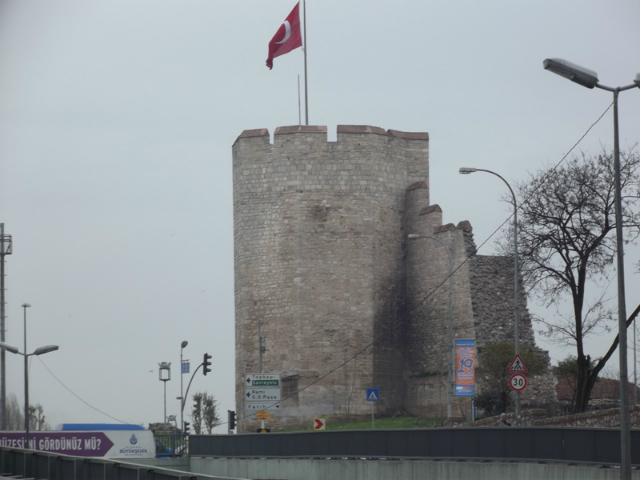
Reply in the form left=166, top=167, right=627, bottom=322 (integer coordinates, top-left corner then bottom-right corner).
left=297, top=74, right=301, bottom=126
left=303, top=0, right=309, bottom=125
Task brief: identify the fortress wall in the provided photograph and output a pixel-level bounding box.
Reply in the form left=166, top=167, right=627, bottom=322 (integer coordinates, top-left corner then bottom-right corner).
left=469, top=254, right=557, bottom=407
left=233, top=125, right=429, bottom=431
left=404, top=207, right=477, bottom=417
left=232, top=125, right=556, bottom=429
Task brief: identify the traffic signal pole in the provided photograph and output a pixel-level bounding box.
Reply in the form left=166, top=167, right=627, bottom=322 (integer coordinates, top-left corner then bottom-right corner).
left=228, top=410, right=236, bottom=434
left=180, top=353, right=211, bottom=429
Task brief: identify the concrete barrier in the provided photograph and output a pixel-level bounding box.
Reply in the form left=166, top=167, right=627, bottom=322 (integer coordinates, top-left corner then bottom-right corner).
left=191, top=457, right=640, bottom=480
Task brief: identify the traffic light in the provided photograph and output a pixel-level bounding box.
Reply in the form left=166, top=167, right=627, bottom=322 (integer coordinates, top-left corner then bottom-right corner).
left=203, top=353, right=212, bottom=376
left=228, top=410, right=236, bottom=431
left=183, top=421, right=190, bottom=435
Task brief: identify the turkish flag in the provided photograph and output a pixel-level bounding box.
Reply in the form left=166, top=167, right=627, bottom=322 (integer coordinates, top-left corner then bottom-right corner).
left=266, top=2, right=302, bottom=70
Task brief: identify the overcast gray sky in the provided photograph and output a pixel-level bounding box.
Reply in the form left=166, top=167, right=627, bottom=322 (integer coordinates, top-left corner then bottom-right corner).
left=1, top=1, right=640, bottom=430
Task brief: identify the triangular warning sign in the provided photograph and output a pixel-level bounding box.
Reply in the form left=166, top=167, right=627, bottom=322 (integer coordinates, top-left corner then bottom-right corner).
left=508, top=354, right=528, bottom=372
left=368, top=391, right=378, bottom=401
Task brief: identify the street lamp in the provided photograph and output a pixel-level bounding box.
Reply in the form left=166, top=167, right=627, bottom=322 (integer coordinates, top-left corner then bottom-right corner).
left=0, top=303, right=59, bottom=449
left=543, top=58, right=640, bottom=479
left=407, top=234, right=454, bottom=419
left=0, top=223, right=12, bottom=431
left=159, top=362, right=171, bottom=423
left=180, top=340, right=188, bottom=432
left=459, top=168, right=522, bottom=425
left=22, top=304, right=30, bottom=437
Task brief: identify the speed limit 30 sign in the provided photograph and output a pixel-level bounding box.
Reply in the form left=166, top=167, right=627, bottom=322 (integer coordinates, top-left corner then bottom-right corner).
left=509, top=373, right=528, bottom=392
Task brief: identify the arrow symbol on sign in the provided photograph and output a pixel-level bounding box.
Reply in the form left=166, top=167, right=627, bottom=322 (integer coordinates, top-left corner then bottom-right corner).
left=314, top=419, right=324, bottom=429
left=246, top=392, right=251, bottom=398
left=246, top=377, right=251, bottom=384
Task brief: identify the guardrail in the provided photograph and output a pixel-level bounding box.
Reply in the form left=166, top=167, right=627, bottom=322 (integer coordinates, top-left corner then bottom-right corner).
left=189, top=427, right=640, bottom=466
left=0, top=447, right=201, bottom=480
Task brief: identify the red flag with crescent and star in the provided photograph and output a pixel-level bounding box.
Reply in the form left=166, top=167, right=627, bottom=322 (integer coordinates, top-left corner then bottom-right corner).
left=266, top=2, right=302, bottom=70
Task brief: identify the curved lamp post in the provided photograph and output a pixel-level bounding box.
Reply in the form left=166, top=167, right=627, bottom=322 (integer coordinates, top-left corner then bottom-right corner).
left=407, top=234, right=454, bottom=419
left=543, top=58, right=640, bottom=480
left=458, top=168, right=521, bottom=425
left=0, top=303, right=59, bottom=449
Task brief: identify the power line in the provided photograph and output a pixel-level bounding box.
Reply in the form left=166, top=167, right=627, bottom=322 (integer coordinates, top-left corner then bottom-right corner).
left=36, top=356, right=130, bottom=425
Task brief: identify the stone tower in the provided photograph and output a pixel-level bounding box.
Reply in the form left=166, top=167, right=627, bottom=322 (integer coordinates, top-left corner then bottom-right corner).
left=232, top=125, right=556, bottom=432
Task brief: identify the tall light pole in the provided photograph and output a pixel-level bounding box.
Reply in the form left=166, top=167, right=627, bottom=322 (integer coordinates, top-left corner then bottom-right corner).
left=543, top=58, right=640, bottom=480
left=0, top=225, right=12, bottom=430
left=407, top=234, right=454, bottom=419
left=459, top=167, right=521, bottom=425
left=180, top=341, right=188, bottom=432
left=22, top=304, right=30, bottom=437
left=0, top=306, right=58, bottom=449
left=159, top=362, right=171, bottom=423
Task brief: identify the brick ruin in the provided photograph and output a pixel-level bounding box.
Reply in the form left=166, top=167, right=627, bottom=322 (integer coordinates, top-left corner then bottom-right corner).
left=232, top=125, right=557, bottom=432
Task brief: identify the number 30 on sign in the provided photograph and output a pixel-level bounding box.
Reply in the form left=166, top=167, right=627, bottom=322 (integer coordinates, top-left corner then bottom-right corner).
left=509, top=373, right=527, bottom=392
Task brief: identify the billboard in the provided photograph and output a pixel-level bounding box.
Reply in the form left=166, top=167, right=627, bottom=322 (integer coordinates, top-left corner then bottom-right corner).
left=455, top=338, right=476, bottom=396
left=0, top=430, right=155, bottom=458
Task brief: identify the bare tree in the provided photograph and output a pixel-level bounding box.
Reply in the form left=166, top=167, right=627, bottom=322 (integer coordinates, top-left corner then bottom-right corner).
left=191, top=392, right=220, bottom=434
left=191, top=392, right=203, bottom=434
left=553, top=355, right=598, bottom=412
left=6, top=394, right=23, bottom=430
left=202, top=393, right=220, bottom=434
left=29, top=403, right=50, bottom=431
left=509, top=148, right=640, bottom=413
left=4, top=395, right=50, bottom=431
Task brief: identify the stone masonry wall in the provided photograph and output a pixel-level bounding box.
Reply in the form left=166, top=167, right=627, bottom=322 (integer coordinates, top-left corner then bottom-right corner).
left=404, top=194, right=477, bottom=418
left=233, top=125, right=429, bottom=432
left=475, top=405, right=640, bottom=428
left=403, top=209, right=557, bottom=418
left=232, top=124, right=556, bottom=431
left=468, top=246, right=557, bottom=409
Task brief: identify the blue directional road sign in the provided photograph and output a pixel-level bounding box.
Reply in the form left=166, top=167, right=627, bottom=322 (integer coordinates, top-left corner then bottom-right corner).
left=366, top=388, right=379, bottom=402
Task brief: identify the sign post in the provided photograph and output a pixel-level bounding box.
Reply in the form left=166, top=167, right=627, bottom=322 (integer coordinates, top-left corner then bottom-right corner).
left=313, top=418, right=325, bottom=430
left=508, top=355, right=528, bottom=393
left=508, top=354, right=528, bottom=373
left=366, top=388, right=379, bottom=429
left=245, top=373, right=281, bottom=432
left=509, top=373, right=527, bottom=392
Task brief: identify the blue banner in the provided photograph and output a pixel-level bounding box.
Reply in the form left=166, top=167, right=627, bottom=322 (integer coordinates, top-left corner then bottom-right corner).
left=182, top=361, right=190, bottom=374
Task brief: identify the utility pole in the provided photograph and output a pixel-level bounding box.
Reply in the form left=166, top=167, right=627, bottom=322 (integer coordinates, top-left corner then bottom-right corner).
left=258, top=319, right=266, bottom=374
left=0, top=224, right=13, bottom=430
left=258, top=319, right=266, bottom=431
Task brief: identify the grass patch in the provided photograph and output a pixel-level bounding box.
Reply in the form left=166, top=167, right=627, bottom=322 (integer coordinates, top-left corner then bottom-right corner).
left=287, top=416, right=445, bottom=431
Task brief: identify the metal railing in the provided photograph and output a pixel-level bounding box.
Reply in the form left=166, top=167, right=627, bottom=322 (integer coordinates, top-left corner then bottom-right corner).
left=0, top=447, right=204, bottom=480
left=155, top=434, right=188, bottom=457
left=189, top=427, right=640, bottom=466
